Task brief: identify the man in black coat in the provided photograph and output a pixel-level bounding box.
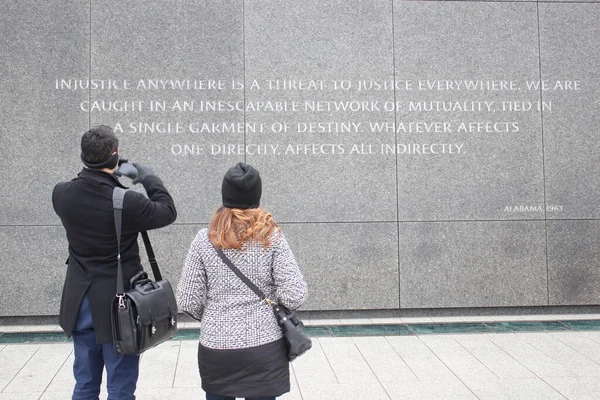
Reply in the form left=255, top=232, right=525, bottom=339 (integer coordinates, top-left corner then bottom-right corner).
left=53, top=125, right=177, bottom=400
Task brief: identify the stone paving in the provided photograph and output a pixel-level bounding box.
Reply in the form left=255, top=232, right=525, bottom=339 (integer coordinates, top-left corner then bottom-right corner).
left=2, top=318, right=600, bottom=399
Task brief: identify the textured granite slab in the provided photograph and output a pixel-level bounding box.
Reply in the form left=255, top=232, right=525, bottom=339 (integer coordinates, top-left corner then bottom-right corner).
left=0, top=226, right=68, bottom=316
left=539, top=3, right=600, bottom=219
left=393, top=2, right=544, bottom=221
left=283, top=222, right=400, bottom=311
left=0, top=1, right=89, bottom=225
left=547, top=220, right=600, bottom=305
left=90, top=0, right=245, bottom=224
left=245, top=0, right=397, bottom=222
left=399, top=221, right=548, bottom=308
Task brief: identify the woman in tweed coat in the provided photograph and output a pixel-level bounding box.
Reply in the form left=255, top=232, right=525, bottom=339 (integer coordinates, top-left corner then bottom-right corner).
left=176, top=162, right=308, bottom=400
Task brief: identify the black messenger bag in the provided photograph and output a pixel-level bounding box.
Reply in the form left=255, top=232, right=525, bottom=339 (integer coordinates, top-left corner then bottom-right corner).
left=111, top=187, right=178, bottom=355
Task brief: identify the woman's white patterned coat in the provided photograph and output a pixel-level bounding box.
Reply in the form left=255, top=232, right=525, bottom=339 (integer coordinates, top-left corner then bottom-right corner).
left=176, top=228, right=308, bottom=350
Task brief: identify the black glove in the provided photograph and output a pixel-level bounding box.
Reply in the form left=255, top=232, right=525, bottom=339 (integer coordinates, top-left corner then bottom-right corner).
left=116, top=162, right=138, bottom=180
left=132, top=163, right=154, bottom=184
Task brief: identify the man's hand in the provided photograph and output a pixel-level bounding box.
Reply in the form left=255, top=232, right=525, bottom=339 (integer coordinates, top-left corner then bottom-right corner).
left=117, top=162, right=138, bottom=180
left=132, top=163, right=155, bottom=184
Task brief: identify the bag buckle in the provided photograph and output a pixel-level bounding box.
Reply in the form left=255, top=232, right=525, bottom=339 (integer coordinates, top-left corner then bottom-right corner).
left=262, top=296, right=277, bottom=307
left=116, top=294, right=126, bottom=309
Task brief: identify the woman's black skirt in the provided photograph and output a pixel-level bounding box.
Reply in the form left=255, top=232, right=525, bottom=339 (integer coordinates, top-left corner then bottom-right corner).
left=198, top=339, right=290, bottom=398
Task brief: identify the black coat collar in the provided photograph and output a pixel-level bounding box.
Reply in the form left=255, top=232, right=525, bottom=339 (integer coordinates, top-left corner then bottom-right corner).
left=78, top=168, right=128, bottom=189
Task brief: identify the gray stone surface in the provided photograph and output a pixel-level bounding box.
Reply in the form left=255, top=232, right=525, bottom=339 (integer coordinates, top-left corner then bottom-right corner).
left=437, top=0, right=534, bottom=2
left=2, top=1, right=600, bottom=318
left=543, top=378, right=600, bottom=400
left=0, top=1, right=89, bottom=225
left=385, top=336, right=461, bottom=381
left=543, top=0, right=600, bottom=3
left=318, top=337, right=379, bottom=383
left=393, top=2, right=545, bottom=221
left=138, top=224, right=205, bottom=284
left=0, top=223, right=201, bottom=317
left=419, top=335, right=497, bottom=381
left=0, top=345, right=41, bottom=393
left=399, top=221, right=548, bottom=308
left=548, top=331, right=600, bottom=366
left=291, top=339, right=338, bottom=387
left=146, top=223, right=414, bottom=312
left=539, top=4, right=600, bottom=219
left=519, top=332, right=600, bottom=377
left=3, top=220, right=403, bottom=316
left=6, top=331, right=600, bottom=399
left=283, top=222, right=400, bottom=310
left=245, top=0, right=398, bottom=223
left=0, top=227, right=67, bottom=316
left=547, top=220, right=600, bottom=306
left=490, top=334, right=577, bottom=378
left=352, top=336, right=418, bottom=382
left=90, top=0, right=245, bottom=224
left=453, top=335, right=538, bottom=378
left=2, top=344, right=71, bottom=394
left=137, top=341, right=180, bottom=389
left=383, top=380, right=479, bottom=400
left=464, top=378, right=566, bottom=400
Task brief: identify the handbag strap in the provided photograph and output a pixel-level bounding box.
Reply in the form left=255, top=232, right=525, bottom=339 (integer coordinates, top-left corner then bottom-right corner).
left=112, top=187, right=163, bottom=296
left=211, top=242, right=269, bottom=302
left=140, top=231, right=162, bottom=281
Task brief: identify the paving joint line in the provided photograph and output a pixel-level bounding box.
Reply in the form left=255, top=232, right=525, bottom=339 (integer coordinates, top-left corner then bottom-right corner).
left=41, top=347, right=74, bottom=397
left=316, top=338, right=340, bottom=384
left=454, top=337, right=501, bottom=379
left=383, top=336, right=420, bottom=381
left=487, top=335, right=570, bottom=398
left=417, top=336, right=482, bottom=399
left=171, top=341, right=182, bottom=388
left=552, top=334, right=600, bottom=367
left=352, top=337, right=393, bottom=400
left=1, top=344, right=41, bottom=394
left=289, top=361, right=305, bottom=400
left=524, top=332, right=600, bottom=373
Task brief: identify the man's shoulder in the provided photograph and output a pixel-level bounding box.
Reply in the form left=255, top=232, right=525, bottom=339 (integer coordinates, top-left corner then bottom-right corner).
left=121, top=188, right=148, bottom=206
left=52, top=177, right=79, bottom=195
left=52, top=177, right=82, bottom=215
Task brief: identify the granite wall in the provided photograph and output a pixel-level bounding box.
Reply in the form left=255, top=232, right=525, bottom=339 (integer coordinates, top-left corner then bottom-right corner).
left=1, top=0, right=599, bottom=317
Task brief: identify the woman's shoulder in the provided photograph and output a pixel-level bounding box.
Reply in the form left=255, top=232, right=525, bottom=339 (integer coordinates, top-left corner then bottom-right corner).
left=191, top=228, right=210, bottom=248
left=190, top=228, right=287, bottom=251
left=197, top=227, right=209, bottom=238
left=268, top=229, right=287, bottom=249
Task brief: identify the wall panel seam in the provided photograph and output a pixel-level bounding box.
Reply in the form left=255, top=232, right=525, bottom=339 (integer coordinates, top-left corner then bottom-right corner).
left=536, top=1, right=551, bottom=306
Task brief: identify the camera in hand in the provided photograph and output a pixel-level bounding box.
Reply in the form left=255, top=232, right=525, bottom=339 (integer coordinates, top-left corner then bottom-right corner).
left=116, top=160, right=138, bottom=179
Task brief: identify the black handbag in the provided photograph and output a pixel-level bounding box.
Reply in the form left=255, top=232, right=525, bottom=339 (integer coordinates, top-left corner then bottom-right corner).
left=111, top=187, right=178, bottom=355
left=212, top=243, right=312, bottom=361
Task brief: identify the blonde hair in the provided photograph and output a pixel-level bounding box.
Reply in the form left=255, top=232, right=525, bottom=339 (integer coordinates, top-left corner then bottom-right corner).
left=209, top=207, right=281, bottom=249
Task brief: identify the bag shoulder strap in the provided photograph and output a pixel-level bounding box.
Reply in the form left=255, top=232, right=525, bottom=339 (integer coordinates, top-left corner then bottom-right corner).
left=112, top=187, right=127, bottom=295
left=211, top=243, right=267, bottom=301
left=140, top=231, right=162, bottom=281
left=112, top=187, right=163, bottom=296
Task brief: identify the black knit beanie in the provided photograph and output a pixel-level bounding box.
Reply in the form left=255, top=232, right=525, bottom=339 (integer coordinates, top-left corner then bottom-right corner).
left=80, top=125, right=119, bottom=170
left=222, top=162, right=262, bottom=209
